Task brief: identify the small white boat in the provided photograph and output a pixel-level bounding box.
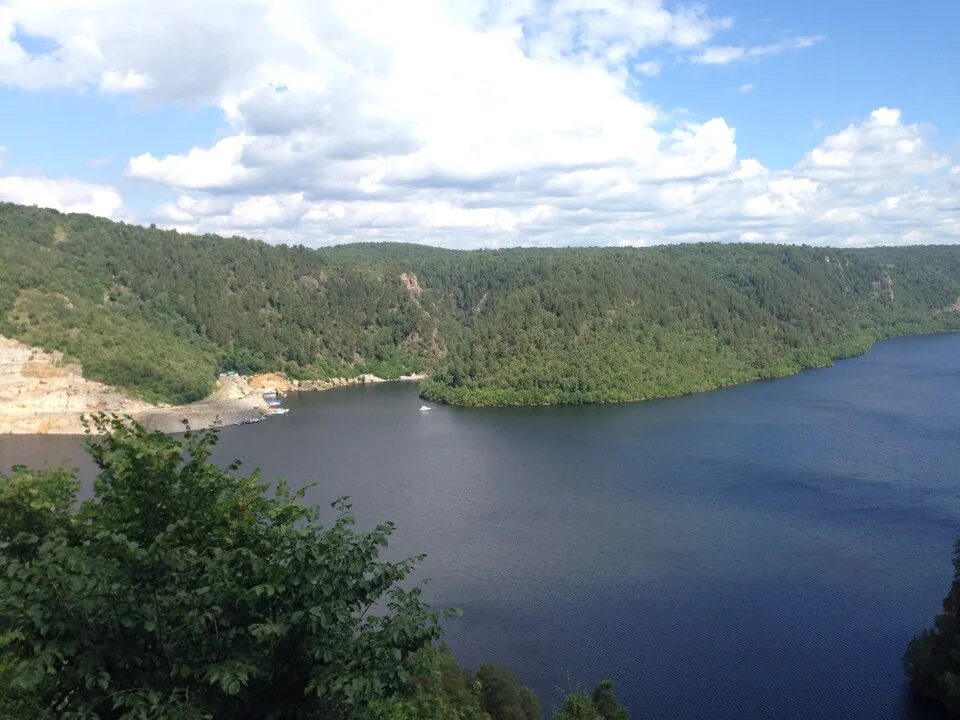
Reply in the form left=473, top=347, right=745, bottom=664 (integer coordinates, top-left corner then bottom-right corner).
left=419, top=405, right=431, bottom=412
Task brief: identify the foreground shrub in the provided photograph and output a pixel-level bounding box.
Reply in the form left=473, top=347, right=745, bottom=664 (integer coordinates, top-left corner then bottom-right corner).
left=0, top=415, right=444, bottom=719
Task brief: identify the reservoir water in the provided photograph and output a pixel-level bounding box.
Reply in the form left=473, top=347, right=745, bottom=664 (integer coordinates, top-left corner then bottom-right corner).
left=2, top=333, right=959, bottom=719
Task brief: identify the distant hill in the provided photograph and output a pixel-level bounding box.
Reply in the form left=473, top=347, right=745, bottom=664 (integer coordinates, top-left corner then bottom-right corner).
left=3, top=202, right=960, bottom=406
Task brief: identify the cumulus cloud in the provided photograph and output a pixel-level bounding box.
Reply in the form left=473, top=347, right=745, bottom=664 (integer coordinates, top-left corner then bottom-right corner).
left=692, top=35, right=824, bottom=65
left=797, top=108, right=947, bottom=184
left=0, top=175, right=124, bottom=217
left=129, top=135, right=253, bottom=190
left=0, top=1, right=957, bottom=248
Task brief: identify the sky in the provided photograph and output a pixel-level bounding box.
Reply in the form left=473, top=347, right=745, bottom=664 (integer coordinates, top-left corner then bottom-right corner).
left=0, top=0, right=958, bottom=249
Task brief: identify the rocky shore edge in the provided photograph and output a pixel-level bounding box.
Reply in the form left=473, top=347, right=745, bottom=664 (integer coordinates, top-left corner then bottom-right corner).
left=0, top=334, right=426, bottom=435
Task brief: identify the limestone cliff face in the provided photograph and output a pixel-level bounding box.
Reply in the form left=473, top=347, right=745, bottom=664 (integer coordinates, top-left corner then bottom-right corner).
left=1, top=333, right=424, bottom=435
left=399, top=272, right=423, bottom=300
left=0, top=336, right=270, bottom=435
left=0, top=335, right=155, bottom=433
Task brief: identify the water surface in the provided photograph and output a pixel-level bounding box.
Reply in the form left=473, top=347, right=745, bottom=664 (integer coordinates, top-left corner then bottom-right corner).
left=2, top=333, right=958, bottom=719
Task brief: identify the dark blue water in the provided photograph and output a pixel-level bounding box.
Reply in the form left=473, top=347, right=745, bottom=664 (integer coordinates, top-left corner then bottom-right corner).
left=2, top=333, right=958, bottom=719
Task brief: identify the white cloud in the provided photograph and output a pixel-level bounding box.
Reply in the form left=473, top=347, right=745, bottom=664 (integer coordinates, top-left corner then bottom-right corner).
left=128, top=136, right=253, bottom=190
left=634, top=60, right=661, bottom=77
left=0, top=6, right=102, bottom=91
left=99, top=69, right=154, bottom=93
left=486, top=0, right=732, bottom=61
left=0, top=2, right=956, bottom=248
left=798, top=108, right=947, bottom=185
left=692, top=35, right=824, bottom=65
left=737, top=82, right=754, bottom=94
left=0, top=175, right=123, bottom=217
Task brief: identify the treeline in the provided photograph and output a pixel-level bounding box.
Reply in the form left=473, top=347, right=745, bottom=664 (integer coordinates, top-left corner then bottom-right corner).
left=380, top=645, right=628, bottom=720
left=415, top=244, right=960, bottom=405
left=0, top=417, right=628, bottom=720
left=3, top=202, right=960, bottom=406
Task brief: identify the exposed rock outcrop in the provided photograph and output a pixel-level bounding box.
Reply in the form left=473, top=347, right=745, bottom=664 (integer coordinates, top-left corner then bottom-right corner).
left=287, top=372, right=425, bottom=391
left=399, top=272, right=423, bottom=300
left=1, top=334, right=427, bottom=435
left=0, top=335, right=269, bottom=435
left=0, top=336, right=154, bottom=434
left=248, top=372, right=296, bottom=393
left=871, top=270, right=895, bottom=301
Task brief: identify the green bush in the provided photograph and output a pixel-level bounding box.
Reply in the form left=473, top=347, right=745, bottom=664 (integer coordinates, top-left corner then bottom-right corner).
left=0, top=416, right=446, bottom=719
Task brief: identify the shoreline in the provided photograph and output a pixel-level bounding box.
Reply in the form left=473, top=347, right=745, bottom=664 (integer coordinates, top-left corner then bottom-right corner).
left=135, top=372, right=428, bottom=435
left=421, top=328, right=960, bottom=408
left=0, top=356, right=429, bottom=435
left=5, top=329, right=957, bottom=435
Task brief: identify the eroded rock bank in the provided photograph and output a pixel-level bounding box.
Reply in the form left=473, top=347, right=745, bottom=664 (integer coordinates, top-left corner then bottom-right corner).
left=0, top=335, right=269, bottom=434
left=0, top=335, right=154, bottom=434
left=248, top=371, right=427, bottom=395
left=1, top=334, right=428, bottom=435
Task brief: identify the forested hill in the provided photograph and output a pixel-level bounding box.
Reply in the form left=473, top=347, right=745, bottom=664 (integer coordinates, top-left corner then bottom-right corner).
left=3, top=201, right=960, bottom=407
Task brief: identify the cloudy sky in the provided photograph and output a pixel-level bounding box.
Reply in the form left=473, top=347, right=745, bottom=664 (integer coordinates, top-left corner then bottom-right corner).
left=1, top=0, right=958, bottom=248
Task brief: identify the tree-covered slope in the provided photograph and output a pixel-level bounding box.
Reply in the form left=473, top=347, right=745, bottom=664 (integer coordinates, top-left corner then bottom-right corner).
left=416, top=243, right=960, bottom=405
left=0, top=204, right=444, bottom=403
left=3, top=202, right=960, bottom=407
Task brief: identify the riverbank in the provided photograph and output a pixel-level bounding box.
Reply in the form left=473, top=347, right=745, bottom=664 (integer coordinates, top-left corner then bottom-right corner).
left=0, top=334, right=272, bottom=434
left=0, top=334, right=428, bottom=434
left=247, top=371, right=427, bottom=395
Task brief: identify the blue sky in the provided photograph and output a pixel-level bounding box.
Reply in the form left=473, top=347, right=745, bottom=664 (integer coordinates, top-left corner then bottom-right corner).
left=0, top=0, right=958, bottom=247
left=0, top=90, right=220, bottom=209
left=639, top=0, right=959, bottom=168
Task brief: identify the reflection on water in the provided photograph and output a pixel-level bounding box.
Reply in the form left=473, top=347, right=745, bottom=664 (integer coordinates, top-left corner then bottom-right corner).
left=2, top=333, right=958, bottom=719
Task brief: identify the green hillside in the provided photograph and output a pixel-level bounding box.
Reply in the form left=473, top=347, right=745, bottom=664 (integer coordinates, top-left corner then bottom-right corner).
left=3, top=202, right=960, bottom=406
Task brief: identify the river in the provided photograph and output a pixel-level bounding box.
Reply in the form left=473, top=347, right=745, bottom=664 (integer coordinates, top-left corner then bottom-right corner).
left=2, top=333, right=958, bottom=719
